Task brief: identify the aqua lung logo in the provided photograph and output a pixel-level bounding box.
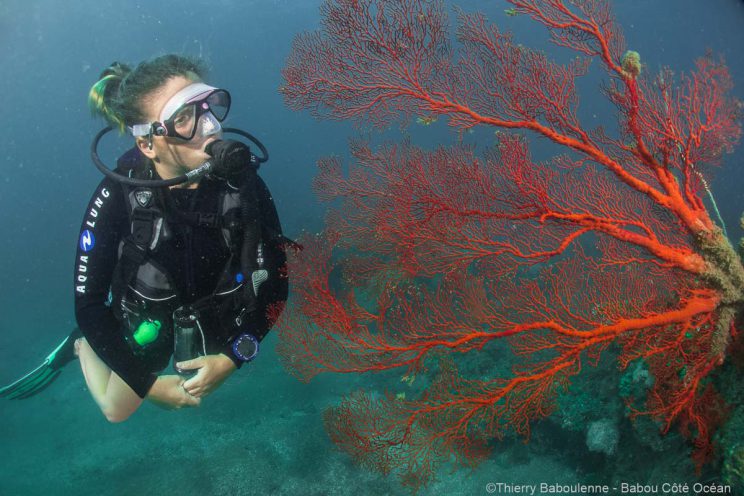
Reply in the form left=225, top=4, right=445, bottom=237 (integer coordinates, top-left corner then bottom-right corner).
left=76, top=186, right=110, bottom=294
left=79, top=230, right=95, bottom=252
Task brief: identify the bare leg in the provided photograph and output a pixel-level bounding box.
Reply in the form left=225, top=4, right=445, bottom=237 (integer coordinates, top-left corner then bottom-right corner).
left=75, top=338, right=111, bottom=401
left=76, top=338, right=143, bottom=422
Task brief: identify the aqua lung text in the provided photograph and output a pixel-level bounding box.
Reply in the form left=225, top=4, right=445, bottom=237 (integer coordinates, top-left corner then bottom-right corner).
left=76, top=187, right=110, bottom=294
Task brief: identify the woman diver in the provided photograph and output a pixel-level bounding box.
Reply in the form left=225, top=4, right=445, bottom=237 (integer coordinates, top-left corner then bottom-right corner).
left=1, top=54, right=289, bottom=421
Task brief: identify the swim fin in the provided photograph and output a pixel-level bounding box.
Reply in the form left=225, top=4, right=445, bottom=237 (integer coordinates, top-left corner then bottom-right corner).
left=0, top=328, right=82, bottom=399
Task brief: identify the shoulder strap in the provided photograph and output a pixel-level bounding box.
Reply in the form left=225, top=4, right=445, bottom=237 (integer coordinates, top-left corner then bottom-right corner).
left=110, top=152, right=166, bottom=303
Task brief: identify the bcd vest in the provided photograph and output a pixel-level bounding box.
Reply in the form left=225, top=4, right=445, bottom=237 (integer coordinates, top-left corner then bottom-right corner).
left=110, top=148, right=288, bottom=363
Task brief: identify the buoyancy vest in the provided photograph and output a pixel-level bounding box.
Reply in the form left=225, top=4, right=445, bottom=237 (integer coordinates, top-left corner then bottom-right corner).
left=110, top=147, right=288, bottom=363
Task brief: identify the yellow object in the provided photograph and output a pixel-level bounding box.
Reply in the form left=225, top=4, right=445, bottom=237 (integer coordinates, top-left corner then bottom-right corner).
left=400, top=373, right=416, bottom=386
left=621, top=50, right=642, bottom=78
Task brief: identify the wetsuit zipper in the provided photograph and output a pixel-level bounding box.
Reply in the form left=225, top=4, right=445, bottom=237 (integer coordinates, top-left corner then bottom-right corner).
left=184, top=186, right=201, bottom=300
left=185, top=224, right=194, bottom=299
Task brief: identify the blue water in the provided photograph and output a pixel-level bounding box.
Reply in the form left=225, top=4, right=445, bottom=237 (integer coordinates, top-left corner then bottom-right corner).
left=1, top=0, right=743, bottom=494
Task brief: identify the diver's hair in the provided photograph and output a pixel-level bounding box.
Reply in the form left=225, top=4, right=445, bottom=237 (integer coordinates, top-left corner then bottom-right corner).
left=88, top=54, right=208, bottom=134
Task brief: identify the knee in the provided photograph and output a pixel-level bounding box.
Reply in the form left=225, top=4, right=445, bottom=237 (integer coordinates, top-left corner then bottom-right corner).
left=101, top=404, right=135, bottom=423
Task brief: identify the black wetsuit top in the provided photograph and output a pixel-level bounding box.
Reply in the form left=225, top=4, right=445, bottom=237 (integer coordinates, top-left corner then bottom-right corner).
left=74, top=173, right=284, bottom=398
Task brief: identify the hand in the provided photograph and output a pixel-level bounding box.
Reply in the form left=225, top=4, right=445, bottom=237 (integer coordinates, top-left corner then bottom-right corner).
left=146, top=375, right=201, bottom=410
left=178, top=354, right=237, bottom=398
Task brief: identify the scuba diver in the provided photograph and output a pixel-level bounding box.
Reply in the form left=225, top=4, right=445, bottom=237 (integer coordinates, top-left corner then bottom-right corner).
left=0, top=54, right=291, bottom=421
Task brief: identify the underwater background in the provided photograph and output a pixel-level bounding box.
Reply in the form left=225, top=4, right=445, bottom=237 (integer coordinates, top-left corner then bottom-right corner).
left=1, top=0, right=743, bottom=495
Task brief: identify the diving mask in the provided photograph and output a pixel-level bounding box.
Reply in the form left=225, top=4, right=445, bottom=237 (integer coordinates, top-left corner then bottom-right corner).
left=129, top=83, right=231, bottom=140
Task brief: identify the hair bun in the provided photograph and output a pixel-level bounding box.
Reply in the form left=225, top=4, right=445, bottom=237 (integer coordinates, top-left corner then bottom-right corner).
left=89, top=61, right=133, bottom=132
left=98, top=61, right=131, bottom=81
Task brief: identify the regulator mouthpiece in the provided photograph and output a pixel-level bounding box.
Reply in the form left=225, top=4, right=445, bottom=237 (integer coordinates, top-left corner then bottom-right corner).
left=205, top=139, right=254, bottom=180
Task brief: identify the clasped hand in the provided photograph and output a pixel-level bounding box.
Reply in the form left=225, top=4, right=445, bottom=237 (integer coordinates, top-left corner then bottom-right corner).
left=147, top=354, right=237, bottom=410
left=178, top=353, right=237, bottom=398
